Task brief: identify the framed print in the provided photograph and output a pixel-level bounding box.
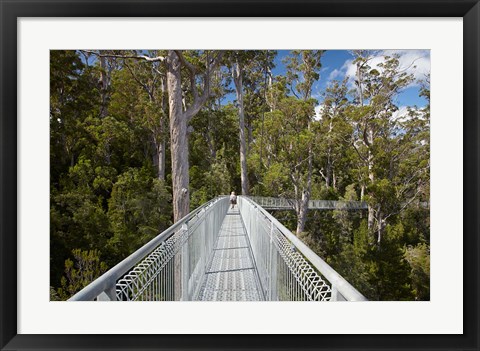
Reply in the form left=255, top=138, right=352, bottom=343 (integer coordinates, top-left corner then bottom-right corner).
left=1, top=0, right=479, bottom=350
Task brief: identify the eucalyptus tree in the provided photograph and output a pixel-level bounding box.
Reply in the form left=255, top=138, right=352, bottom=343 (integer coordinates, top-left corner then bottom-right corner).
left=82, top=50, right=224, bottom=222
left=120, top=51, right=169, bottom=180
left=282, top=50, right=325, bottom=234
left=242, top=50, right=277, bottom=189
left=284, top=50, right=324, bottom=100
left=317, top=78, right=352, bottom=191
left=261, top=96, right=317, bottom=234
left=167, top=50, right=224, bottom=220
left=348, top=51, right=418, bottom=243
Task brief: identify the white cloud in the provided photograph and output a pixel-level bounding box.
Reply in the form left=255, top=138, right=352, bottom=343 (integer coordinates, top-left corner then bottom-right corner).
left=326, top=59, right=354, bottom=84
left=328, top=68, right=342, bottom=81
left=330, top=50, right=430, bottom=89
left=392, top=105, right=427, bottom=124
left=391, top=106, right=411, bottom=123
left=383, top=49, right=430, bottom=82
left=342, top=58, right=357, bottom=80
left=314, top=104, right=325, bottom=121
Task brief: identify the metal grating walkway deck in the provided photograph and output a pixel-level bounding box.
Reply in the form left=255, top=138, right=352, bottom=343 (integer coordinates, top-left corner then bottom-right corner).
left=196, top=207, right=263, bottom=301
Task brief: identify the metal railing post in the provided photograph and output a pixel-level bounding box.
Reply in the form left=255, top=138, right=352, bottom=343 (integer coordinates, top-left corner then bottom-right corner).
left=331, top=285, right=347, bottom=301
left=181, top=224, right=189, bottom=301
left=97, top=286, right=116, bottom=301
left=268, top=221, right=277, bottom=301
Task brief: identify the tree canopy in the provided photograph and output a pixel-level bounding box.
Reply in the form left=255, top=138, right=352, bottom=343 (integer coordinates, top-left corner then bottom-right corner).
left=50, top=49, right=430, bottom=301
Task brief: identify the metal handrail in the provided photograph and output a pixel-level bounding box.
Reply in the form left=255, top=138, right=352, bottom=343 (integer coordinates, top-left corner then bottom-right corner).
left=240, top=196, right=367, bottom=301
left=69, top=196, right=228, bottom=301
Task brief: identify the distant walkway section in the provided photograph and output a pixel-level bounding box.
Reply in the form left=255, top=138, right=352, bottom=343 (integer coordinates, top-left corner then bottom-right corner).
left=248, top=196, right=368, bottom=210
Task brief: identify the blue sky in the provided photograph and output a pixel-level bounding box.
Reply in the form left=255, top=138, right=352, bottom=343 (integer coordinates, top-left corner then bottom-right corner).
left=271, top=50, right=430, bottom=109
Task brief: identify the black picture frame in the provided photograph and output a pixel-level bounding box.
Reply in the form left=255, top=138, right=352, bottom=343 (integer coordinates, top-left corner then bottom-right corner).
left=1, top=1, right=478, bottom=350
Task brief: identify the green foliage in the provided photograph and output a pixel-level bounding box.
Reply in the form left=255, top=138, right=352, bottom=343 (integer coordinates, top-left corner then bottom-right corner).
left=190, top=151, right=232, bottom=208
left=50, top=51, right=172, bottom=295
left=283, top=50, right=324, bottom=100
left=56, top=249, right=108, bottom=300
left=107, top=168, right=172, bottom=260
left=252, top=96, right=315, bottom=199
left=404, top=242, right=430, bottom=300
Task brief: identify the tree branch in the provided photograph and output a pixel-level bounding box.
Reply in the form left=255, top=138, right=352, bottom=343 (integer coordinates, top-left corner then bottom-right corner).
left=352, top=140, right=368, bottom=163
left=81, top=50, right=165, bottom=62
left=124, top=61, right=155, bottom=101
left=174, top=50, right=199, bottom=75
left=184, top=51, right=224, bottom=121
left=384, top=187, right=423, bottom=221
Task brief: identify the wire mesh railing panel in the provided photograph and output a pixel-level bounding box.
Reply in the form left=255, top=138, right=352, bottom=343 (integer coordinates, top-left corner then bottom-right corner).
left=115, top=198, right=229, bottom=301
left=116, top=230, right=182, bottom=301
left=238, top=197, right=331, bottom=301
left=273, top=226, right=332, bottom=301
left=238, top=196, right=367, bottom=302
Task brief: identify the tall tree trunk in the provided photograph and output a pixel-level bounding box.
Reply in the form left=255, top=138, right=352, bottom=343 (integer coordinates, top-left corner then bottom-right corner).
left=99, top=52, right=111, bottom=163
left=326, top=154, right=332, bottom=188
left=291, top=176, right=301, bottom=227
left=99, top=52, right=109, bottom=118
left=167, top=51, right=189, bottom=222
left=296, top=189, right=310, bottom=235
left=157, top=76, right=168, bottom=181
left=267, top=66, right=274, bottom=112
left=367, top=151, right=375, bottom=231
left=233, top=60, right=249, bottom=195
left=356, top=64, right=364, bottom=107
left=167, top=51, right=189, bottom=301
left=367, top=121, right=375, bottom=230
left=297, top=151, right=313, bottom=235
left=377, top=207, right=385, bottom=244
left=332, top=169, right=337, bottom=190
left=157, top=124, right=166, bottom=181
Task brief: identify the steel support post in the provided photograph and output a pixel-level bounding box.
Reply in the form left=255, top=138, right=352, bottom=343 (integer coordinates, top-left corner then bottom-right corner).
left=97, top=286, right=117, bottom=301
left=331, top=285, right=346, bottom=301
left=181, top=223, right=190, bottom=301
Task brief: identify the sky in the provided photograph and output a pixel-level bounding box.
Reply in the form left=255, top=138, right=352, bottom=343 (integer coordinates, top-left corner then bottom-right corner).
left=271, top=49, right=430, bottom=118
left=215, top=49, right=430, bottom=120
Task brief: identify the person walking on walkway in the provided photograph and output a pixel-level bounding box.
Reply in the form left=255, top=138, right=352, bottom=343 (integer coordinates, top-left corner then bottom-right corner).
left=230, top=191, right=237, bottom=209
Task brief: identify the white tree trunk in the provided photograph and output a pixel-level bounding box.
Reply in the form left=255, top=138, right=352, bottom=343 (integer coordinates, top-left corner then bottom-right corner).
left=296, top=190, right=310, bottom=235
left=233, top=60, right=249, bottom=195
left=167, top=51, right=189, bottom=222
left=157, top=137, right=166, bottom=181
left=157, top=77, right=168, bottom=181
left=377, top=208, right=385, bottom=244
left=367, top=149, right=375, bottom=231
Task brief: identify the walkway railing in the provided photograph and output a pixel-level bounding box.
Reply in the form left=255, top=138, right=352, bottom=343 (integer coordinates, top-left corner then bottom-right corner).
left=238, top=196, right=367, bottom=301
left=69, top=196, right=229, bottom=301
left=248, top=196, right=367, bottom=210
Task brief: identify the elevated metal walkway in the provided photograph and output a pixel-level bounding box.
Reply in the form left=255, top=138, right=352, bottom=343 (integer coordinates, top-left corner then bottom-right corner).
left=69, top=196, right=367, bottom=302
left=197, top=208, right=263, bottom=301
